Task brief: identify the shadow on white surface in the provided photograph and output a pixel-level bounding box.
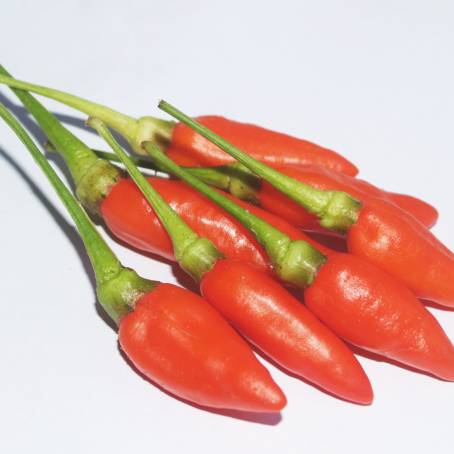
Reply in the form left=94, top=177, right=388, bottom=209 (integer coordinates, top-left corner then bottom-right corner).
left=118, top=343, right=283, bottom=425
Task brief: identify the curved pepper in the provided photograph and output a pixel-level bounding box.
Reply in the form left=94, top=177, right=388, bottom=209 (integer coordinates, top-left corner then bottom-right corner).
left=0, top=101, right=285, bottom=413
left=167, top=115, right=358, bottom=175
left=0, top=74, right=358, bottom=176
left=261, top=165, right=437, bottom=230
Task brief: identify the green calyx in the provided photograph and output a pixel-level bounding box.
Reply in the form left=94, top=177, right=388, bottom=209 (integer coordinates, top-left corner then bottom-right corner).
left=75, top=158, right=122, bottom=215
left=0, top=73, right=175, bottom=154
left=133, top=116, right=175, bottom=154
left=89, top=119, right=222, bottom=283
left=276, top=241, right=326, bottom=288
left=178, top=238, right=224, bottom=282
left=318, top=191, right=361, bottom=232
left=0, top=99, right=159, bottom=327
left=0, top=66, right=122, bottom=216
left=97, top=268, right=158, bottom=324
left=158, top=100, right=362, bottom=233
left=142, top=141, right=326, bottom=289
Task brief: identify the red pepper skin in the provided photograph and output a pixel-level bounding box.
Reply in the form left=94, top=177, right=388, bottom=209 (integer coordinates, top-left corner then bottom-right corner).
left=200, top=260, right=373, bottom=404
left=258, top=165, right=437, bottom=231
left=348, top=198, right=454, bottom=308
left=119, top=283, right=286, bottom=412
left=387, top=192, right=438, bottom=229
left=166, top=116, right=359, bottom=176
left=100, top=177, right=270, bottom=272
left=305, top=254, right=454, bottom=380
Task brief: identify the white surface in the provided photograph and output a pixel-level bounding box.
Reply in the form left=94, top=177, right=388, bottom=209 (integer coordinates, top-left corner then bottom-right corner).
left=1, top=1, right=454, bottom=453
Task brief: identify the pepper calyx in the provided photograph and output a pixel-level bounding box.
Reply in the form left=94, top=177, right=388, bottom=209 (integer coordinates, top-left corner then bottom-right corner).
left=318, top=191, right=361, bottom=233
left=75, top=159, right=122, bottom=215
left=133, top=116, right=175, bottom=154
left=97, top=267, right=159, bottom=325
left=178, top=237, right=224, bottom=283
left=275, top=240, right=326, bottom=288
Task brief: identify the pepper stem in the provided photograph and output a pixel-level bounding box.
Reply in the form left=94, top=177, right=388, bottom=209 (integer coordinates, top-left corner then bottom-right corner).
left=142, top=142, right=326, bottom=288
left=0, top=102, right=157, bottom=324
left=0, top=72, right=175, bottom=153
left=0, top=66, right=122, bottom=215
left=88, top=118, right=222, bottom=283
left=159, top=100, right=361, bottom=233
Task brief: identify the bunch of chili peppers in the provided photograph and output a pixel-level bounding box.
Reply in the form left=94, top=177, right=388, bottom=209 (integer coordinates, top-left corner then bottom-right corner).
left=1, top=66, right=453, bottom=416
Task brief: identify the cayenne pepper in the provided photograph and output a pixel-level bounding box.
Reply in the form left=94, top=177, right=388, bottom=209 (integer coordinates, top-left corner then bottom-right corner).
left=0, top=102, right=286, bottom=413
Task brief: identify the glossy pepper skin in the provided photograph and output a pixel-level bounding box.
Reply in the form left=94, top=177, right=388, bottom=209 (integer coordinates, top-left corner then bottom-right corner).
left=100, top=177, right=270, bottom=271
left=305, top=254, right=454, bottom=380
left=167, top=115, right=358, bottom=176
left=0, top=97, right=287, bottom=415
left=92, top=121, right=374, bottom=406
left=258, top=165, right=438, bottom=231
left=120, top=283, right=286, bottom=412
left=348, top=198, right=454, bottom=307
left=199, top=259, right=373, bottom=404
left=159, top=102, right=454, bottom=309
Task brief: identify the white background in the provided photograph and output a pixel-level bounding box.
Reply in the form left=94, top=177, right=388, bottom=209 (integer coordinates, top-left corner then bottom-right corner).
left=1, top=1, right=453, bottom=453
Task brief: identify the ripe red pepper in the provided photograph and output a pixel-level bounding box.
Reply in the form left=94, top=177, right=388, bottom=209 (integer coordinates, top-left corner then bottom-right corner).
left=90, top=118, right=373, bottom=405
left=0, top=102, right=285, bottom=413
left=188, top=164, right=438, bottom=231
left=145, top=120, right=454, bottom=381
left=166, top=115, right=358, bottom=175
left=162, top=102, right=454, bottom=309
left=100, top=177, right=270, bottom=271
left=0, top=74, right=358, bottom=176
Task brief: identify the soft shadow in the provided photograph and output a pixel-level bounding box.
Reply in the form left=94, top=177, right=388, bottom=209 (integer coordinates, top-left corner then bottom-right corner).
left=421, top=299, right=454, bottom=313
left=348, top=343, right=452, bottom=382
left=0, top=146, right=97, bottom=297
left=0, top=93, right=131, bottom=149
left=249, top=342, right=371, bottom=407
left=306, top=231, right=348, bottom=253
left=118, top=344, right=282, bottom=425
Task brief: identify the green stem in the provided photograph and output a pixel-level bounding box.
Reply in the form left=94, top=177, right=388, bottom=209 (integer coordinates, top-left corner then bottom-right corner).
left=188, top=163, right=261, bottom=204
left=0, top=66, right=121, bottom=215
left=159, top=100, right=361, bottom=233
left=0, top=102, right=157, bottom=324
left=88, top=118, right=222, bottom=282
left=143, top=142, right=326, bottom=288
left=0, top=73, right=175, bottom=153
left=45, top=141, right=160, bottom=172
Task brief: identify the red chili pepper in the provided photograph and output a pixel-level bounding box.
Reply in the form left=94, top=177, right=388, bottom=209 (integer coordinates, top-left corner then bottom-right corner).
left=0, top=102, right=285, bottom=413
left=148, top=107, right=454, bottom=381
left=100, top=177, right=270, bottom=272
left=162, top=102, right=454, bottom=309
left=0, top=74, right=358, bottom=176
left=167, top=115, right=358, bottom=175
left=90, top=118, right=373, bottom=405
left=188, top=164, right=438, bottom=231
